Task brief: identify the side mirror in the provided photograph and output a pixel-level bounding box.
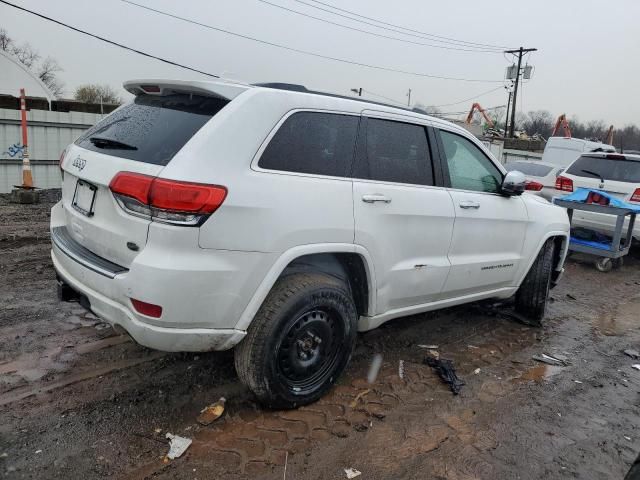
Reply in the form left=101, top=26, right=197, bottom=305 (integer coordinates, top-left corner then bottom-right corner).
left=501, top=170, right=526, bottom=196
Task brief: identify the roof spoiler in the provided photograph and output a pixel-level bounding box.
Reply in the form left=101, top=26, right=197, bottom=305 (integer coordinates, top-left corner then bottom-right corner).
left=123, top=79, right=250, bottom=101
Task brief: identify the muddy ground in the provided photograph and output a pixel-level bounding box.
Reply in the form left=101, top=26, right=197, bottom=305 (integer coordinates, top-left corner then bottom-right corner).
left=1, top=191, right=640, bottom=480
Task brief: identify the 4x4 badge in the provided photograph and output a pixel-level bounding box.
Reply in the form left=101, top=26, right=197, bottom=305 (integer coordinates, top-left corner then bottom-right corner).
left=72, top=156, right=86, bottom=171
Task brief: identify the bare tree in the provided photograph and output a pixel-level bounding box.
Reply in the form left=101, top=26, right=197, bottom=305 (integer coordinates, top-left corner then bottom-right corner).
left=11, top=42, right=40, bottom=68
left=521, top=110, right=554, bottom=137
left=38, top=57, right=64, bottom=97
left=0, top=28, right=12, bottom=51
left=73, top=84, right=122, bottom=104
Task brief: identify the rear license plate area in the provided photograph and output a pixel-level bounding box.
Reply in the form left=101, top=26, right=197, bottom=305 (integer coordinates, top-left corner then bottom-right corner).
left=72, top=179, right=97, bottom=217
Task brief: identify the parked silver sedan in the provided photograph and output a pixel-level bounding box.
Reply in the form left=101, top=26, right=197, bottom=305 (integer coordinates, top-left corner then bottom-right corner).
left=505, top=161, right=565, bottom=201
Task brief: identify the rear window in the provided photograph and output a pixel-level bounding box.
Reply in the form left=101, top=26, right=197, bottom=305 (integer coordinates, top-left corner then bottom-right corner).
left=258, top=112, right=359, bottom=177
left=353, top=118, right=433, bottom=185
left=76, top=93, right=228, bottom=166
left=566, top=156, right=640, bottom=183
left=506, top=162, right=553, bottom=177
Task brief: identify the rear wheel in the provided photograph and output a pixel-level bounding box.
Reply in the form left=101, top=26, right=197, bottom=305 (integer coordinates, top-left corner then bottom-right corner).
left=515, top=239, right=555, bottom=322
left=234, top=272, right=357, bottom=408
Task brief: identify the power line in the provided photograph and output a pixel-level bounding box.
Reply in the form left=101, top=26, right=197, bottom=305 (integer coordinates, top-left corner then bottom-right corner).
left=296, top=0, right=511, bottom=50
left=0, top=0, right=219, bottom=78
left=119, top=0, right=505, bottom=83
left=430, top=85, right=506, bottom=108
left=360, top=89, right=406, bottom=106
left=256, top=0, right=503, bottom=53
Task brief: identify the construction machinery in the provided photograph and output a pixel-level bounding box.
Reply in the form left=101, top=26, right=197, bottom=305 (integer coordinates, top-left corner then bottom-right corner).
left=465, top=103, right=495, bottom=128
left=551, top=114, right=572, bottom=138
left=604, top=125, right=614, bottom=145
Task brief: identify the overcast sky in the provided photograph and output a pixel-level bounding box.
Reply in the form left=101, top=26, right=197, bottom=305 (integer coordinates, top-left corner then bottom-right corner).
left=1, top=0, right=639, bottom=124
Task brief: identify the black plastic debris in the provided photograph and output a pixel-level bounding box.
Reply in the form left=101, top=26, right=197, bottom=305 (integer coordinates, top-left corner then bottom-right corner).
left=424, top=354, right=465, bottom=395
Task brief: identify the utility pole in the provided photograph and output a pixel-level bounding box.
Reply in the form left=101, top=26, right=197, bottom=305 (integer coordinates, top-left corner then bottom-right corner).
left=407, top=88, right=412, bottom=106
left=504, top=46, right=537, bottom=137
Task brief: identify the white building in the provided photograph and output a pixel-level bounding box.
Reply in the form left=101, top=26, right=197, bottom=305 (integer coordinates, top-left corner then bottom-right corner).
left=0, top=49, right=54, bottom=101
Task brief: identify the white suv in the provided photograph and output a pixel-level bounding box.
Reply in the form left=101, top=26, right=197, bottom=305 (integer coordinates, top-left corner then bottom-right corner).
left=51, top=79, right=570, bottom=407
left=555, top=152, right=640, bottom=239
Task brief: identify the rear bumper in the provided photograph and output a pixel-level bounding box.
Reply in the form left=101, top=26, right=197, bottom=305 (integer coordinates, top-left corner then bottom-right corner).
left=49, top=201, right=276, bottom=352
left=53, top=247, right=245, bottom=351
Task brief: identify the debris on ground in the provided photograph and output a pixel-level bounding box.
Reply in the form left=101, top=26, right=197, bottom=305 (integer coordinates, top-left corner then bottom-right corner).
left=424, top=353, right=465, bottom=395
left=624, top=349, right=640, bottom=360
left=574, top=380, right=583, bottom=384
left=566, top=294, right=577, bottom=300
left=367, top=353, right=383, bottom=383
left=344, top=467, right=362, bottom=478
left=631, top=365, right=640, bottom=372
left=165, top=433, right=192, bottom=460
left=196, top=397, right=226, bottom=425
left=417, top=344, right=439, bottom=349
left=532, top=353, right=569, bottom=366
left=473, top=368, right=481, bottom=375
left=350, top=389, right=371, bottom=409
left=398, top=360, right=405, bottom=379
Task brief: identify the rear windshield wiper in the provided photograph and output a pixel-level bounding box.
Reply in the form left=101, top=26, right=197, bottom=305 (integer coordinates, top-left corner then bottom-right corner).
left=580, top=169, right=604, bottom=183
left=89, top=136, right=138, bottom=150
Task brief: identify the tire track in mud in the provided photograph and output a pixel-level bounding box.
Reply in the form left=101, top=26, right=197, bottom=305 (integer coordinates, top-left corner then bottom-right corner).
left=120, top=315, right=541, bottom=479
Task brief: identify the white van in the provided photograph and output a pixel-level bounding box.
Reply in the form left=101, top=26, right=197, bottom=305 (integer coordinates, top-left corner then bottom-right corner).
left=542, top=137, right=616, bottom=168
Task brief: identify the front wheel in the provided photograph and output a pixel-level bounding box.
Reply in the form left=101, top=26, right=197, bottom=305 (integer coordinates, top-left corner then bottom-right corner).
left=234, top=272, right=357, bottom=408
left=515, top=239, right=555, bottom=322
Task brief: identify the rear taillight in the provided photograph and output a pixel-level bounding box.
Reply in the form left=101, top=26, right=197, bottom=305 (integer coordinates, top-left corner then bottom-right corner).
left=586, top=191, right=609, bottom=205
left=131, top=298, right=163, bottom=318
left=109, top=172, right=227, bottom=226
left=525, top=180, right=544, bottom=192
left=631, top=188, right=640, bottom=203
left=555, top=175, right=574, bottom=192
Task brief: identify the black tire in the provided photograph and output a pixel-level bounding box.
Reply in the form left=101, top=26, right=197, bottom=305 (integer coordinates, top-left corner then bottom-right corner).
left=234, top=272, right=357, bottom=408
left=515, top=239, right=555, bottom=322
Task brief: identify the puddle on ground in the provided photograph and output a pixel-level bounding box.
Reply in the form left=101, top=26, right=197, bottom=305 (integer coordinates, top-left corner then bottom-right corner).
left=593, top=295, right=640, bottom=336
left=512, top=364, right=563, bottom=383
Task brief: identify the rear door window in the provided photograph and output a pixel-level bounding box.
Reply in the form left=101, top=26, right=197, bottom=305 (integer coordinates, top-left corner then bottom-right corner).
left=353, top=118, right=434, bottom=185
left=566, top=156, right=640, bottom=183
left=258, top=112, right=359, bottom=177
left=76, top=93, right=228, bottom=166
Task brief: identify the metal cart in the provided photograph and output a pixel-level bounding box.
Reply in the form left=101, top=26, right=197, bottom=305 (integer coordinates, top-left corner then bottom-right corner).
left=553, top=196, right=637, bottom=272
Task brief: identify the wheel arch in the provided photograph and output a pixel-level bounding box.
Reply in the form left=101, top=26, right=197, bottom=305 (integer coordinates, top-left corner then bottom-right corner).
left=235, top=244, right=376, bottom=332
left=516, top=231, right=569, bottom=287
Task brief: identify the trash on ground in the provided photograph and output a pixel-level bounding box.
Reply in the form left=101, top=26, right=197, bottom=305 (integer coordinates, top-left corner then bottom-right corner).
left=566, top=294, right=577, bottom=300
left=398, top=360, right=405, bottom=379
left=625, top=436, right=632, bottom=441
left=473, top=368, right=481, bottom=375
left=424, top=353, right=465, bottom=395
left=624, top=349, right=640, bottom=360
left=367, top=353, right=383, bottom=384
left=196, top=397, right=226, bottom=425
left=417, top=344, right=439, bottom=349
left=34, top=450, right=42, bottom=454
left=532, top=353, right=568, bottom=366
left=344, top=467, right=362, bottom=478
left=468, top=345, right=479, bottom=349
left=165, top=433, right=192, bottom=460
left=573, top=380, right=583, bottom=384
left=350, top=389, right=371, bottom=408
left=631, top=364, right=640, bottom=372
left=154, top=428, right=162, bottom=433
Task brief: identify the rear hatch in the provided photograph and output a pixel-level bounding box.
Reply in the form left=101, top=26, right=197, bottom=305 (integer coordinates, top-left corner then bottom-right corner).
left=563, top=154, right=640, bottom=201
left=60, top=90, right=230, bottom=268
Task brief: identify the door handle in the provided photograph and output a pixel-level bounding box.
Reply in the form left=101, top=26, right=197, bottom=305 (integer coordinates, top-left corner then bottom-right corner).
left=459, top=200, right=480, bottom=209
left=362, top=194, right=392, bottom=204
